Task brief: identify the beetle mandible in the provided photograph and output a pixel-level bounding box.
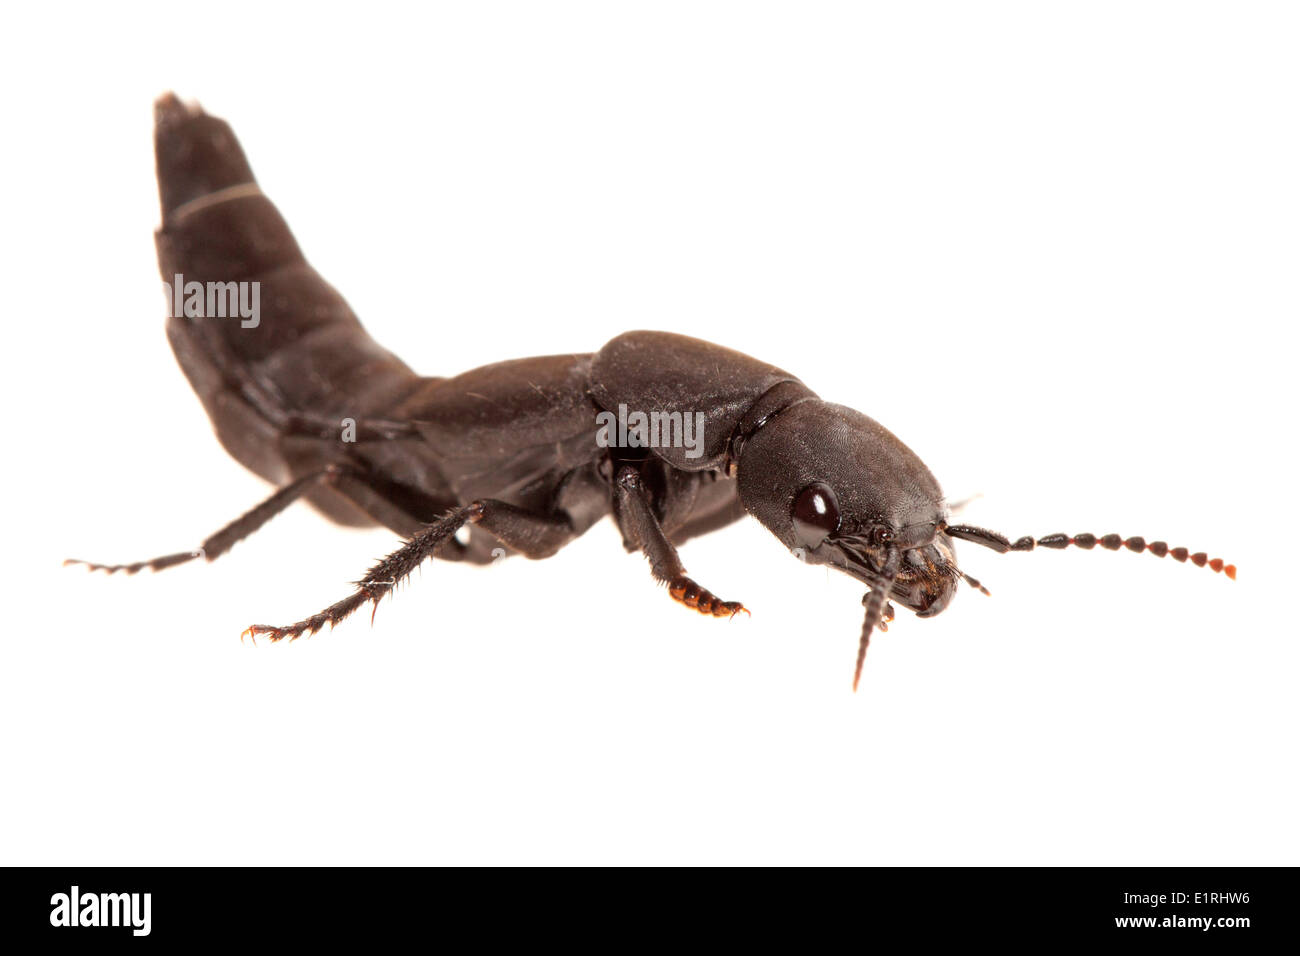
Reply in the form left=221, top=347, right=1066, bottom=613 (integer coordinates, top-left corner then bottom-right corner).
left=68, top=95, right=1236, bottom=690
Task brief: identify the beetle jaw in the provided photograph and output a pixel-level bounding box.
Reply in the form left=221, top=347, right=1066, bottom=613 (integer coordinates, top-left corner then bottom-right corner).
left=816, top=532, right=961, bottom=618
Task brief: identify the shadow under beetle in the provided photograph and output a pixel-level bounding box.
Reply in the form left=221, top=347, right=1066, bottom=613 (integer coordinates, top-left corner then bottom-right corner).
left=68, top=95, right=1237, bottom=690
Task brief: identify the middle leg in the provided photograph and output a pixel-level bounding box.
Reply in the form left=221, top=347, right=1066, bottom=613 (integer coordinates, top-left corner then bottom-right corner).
left=242, top=499, right=575, bottom=641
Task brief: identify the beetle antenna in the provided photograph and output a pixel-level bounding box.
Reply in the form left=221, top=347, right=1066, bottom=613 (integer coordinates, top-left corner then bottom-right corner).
left=854, top=547, right=901, bottom=692
left=944, top=525, right=1237, bottom=580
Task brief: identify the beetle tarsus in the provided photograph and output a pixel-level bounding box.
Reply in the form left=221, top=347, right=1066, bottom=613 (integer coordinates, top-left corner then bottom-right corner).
left=244, top=588, right=375, bottom=643
left=64, top=552, right=197, bottom=575
left=64, top=469, right=346, bottom=578
left=667, top=574, right=748, bottom=618
left=615, top=466, right=748, bottom=621
left=240, top=505, right=481, bottom=642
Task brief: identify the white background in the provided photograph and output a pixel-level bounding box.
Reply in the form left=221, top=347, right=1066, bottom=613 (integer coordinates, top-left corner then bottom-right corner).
left=2, top=2, right=1295, bottom=865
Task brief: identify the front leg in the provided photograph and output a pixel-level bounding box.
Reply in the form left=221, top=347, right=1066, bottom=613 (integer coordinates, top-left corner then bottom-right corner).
left=614, top=466, right=748, bottom=619
left=243, top=499, right=574, bottom=642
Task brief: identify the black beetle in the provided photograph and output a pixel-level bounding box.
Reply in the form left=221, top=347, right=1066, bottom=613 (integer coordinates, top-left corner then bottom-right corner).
left=68, top=94, right=1236, bottom=690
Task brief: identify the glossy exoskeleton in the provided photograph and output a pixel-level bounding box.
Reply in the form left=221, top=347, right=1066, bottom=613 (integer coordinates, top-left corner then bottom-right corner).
left=68, top=95, right=1237, bottom=689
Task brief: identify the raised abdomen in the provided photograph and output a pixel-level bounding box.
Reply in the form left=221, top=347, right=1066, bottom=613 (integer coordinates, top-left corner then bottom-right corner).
left=152, top=94, right=432, bottom=524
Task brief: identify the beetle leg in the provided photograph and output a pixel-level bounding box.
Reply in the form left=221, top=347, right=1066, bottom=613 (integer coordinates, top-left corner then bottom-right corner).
left=241, top=500, right=575, bottom=642
left=64, top=467, right=352, bottom=574
left=614, top=466, right=749, bottom=619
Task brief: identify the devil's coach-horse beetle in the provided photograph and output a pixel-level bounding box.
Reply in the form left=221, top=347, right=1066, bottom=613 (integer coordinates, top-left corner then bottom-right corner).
left=66, top=95, right=1236, bottom=690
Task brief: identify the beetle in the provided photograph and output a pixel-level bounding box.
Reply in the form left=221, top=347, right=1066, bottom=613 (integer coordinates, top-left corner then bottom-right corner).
left=68, top=94, right=1236, bottom=689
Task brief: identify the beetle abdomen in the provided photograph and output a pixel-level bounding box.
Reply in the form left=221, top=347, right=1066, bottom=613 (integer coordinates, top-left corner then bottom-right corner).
left=153, top=94, right=431, bottom=524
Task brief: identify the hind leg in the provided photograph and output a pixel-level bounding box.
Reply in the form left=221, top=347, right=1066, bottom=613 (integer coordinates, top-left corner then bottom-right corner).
left=64, top=465, right=471, bottom=574
left=66, top=467, right=352, bottom=574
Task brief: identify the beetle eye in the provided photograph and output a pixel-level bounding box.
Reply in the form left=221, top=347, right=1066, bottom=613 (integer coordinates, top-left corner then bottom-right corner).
left=792, top=481, right=841, bottom=550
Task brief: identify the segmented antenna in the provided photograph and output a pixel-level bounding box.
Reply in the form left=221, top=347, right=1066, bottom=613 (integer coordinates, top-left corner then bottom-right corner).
left=854, top=548, right=901, bottom=692
left=944, top=525, right=1237, bottom=579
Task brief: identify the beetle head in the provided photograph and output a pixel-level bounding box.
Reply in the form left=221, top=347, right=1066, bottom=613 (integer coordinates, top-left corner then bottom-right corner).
left=734, top=398, right=1237, bottom=691
left=735, top=399, right=960, bottom=618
